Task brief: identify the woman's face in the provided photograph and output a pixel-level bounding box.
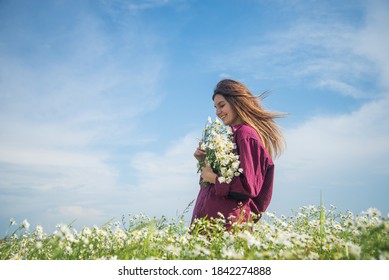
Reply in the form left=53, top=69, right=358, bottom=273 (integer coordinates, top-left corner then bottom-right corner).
left=213, top=94, right=242, bottom=126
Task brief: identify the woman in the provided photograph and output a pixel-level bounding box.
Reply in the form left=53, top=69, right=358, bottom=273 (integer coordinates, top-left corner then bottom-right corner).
left=192, top=79, right=285, bottom=226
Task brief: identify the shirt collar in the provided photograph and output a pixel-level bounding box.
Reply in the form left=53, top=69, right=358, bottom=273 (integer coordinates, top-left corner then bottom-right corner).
left=231, top=123, right=245, bottom=133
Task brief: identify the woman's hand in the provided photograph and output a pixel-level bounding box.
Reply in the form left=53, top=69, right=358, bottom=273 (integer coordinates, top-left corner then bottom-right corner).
left=195, top=143, right=217, bottom=184
left=201, top=161, right=217, bottom=184
left=194, top=142, right=206, bottom=162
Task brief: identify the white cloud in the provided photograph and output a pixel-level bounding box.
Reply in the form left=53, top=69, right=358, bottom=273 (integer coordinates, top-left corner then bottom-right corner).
left=210, top=5, right=382, bottom=100
left=100, top=0, right=176, bottom=17
left=315, top=79, right=365, bottom=99
left=270, top=1, right=389, bottom=213
left=127, top=0, right=170, bottom=12
left=0, top=147, right=108, bottom=171
left=0, top=0, right=167, bottom=191
left=0, top=1, right=170, bottom=233
left=275, top=0, right=389, bottom=189
left=129, top=132, right=200, bottom=215
left=52, top=205, right=104, bottom=219
left=278, top=95, right=389, bottom=182
left=355, top=0, right=389, bottom=89
left=272, top=95, right=389, bottom=215
left=273, top=0, right=389, bottom=211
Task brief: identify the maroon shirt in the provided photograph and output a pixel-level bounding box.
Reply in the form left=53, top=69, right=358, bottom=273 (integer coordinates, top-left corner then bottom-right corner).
left=191, top=124, right=274, bottom=223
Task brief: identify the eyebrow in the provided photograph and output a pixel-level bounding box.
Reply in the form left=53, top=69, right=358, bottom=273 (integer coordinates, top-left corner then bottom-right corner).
left=214, top=101, right=225, bottom=108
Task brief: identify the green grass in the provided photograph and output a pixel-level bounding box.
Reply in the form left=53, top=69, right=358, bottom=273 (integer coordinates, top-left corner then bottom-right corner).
left=1, top=205, right=388, bottom=260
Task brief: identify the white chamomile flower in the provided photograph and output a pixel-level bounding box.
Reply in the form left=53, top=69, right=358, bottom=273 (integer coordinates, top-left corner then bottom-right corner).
left=22, top=219, right=30, bottom=230
left=218, top=176, right=226, bottom=183
left=36, top=241, right=43, bottom=249
left=9, top=218, right=16, bottom=226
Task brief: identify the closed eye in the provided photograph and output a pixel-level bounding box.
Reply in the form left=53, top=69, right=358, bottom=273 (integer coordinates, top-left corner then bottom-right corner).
left=214, top=102, right=225, bottom=109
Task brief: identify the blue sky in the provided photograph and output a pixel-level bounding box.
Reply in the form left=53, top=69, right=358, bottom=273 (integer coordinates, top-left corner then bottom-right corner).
left=1, top=0, right=388, bottom=235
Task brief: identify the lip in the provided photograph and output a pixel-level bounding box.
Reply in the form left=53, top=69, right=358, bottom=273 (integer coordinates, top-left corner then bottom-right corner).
left=220, top=116, right=228, bottom=125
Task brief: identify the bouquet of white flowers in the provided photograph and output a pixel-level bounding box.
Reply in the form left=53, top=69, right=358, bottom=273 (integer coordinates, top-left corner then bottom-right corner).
left=197, top=117, right=243, bottom=185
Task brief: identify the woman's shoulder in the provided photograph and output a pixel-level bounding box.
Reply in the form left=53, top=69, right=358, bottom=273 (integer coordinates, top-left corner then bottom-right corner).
left=233, top=124, right=260, bottom=141
left=234, top=124, right=272, bottom=160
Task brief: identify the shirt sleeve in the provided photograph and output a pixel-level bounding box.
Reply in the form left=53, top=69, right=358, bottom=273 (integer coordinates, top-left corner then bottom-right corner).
left=213, top=135, right=269, bottom=199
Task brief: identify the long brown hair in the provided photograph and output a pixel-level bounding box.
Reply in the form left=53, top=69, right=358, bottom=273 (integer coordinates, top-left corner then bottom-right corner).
left=212, top=79, right=286, bottom=158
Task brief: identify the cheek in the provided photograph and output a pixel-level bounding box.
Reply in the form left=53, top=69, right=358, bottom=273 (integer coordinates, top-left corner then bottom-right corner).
left=224, top=105, right=232, bottom=114
left=227, top=106, right=236, bottom=117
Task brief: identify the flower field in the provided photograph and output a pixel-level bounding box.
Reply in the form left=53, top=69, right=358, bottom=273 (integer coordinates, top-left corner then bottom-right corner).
left=1, top=204, right=388, bottom=260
